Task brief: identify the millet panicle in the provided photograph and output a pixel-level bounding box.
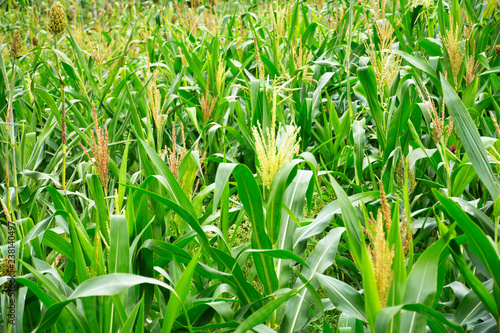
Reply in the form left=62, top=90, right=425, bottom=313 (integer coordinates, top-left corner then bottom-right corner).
left=48, top=2, right=68, bottom=34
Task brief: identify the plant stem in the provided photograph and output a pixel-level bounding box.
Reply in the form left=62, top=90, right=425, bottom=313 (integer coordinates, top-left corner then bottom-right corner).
left=61, top=82, right=66, bottom=190
left=439, top=139, right=451, bottom=195
left=54, top=35, right=66, bottom=190
left=6, top=57, right=19, bottom=220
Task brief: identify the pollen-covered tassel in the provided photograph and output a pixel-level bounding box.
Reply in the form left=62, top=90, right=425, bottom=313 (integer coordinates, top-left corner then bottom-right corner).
left=0, top=199, right=12, bottom=225
left=465, top=44, right=481, bottom=86
left=442, top=15, right=463, bottom=88
left=147, top=69, right=166, bottom=130
left=252, top=90, right=301, bottom=189
left=363, top=209, right=395, bottom=308
left=200, top=77, right=218, bottom=124
left=80, top=105, right=109, bottom=192
left=254, top=38, right=265, bottom=82
left=114, top=189, right=120, bottom=215
left=379, top=182, right=392, bottom=231
left=417, top=86, right=444, bottom=145
left=400, top=208, right=412, bottom=258
left=165, top=122, right=187, bottom=179
left=397, top=157, right=416, bottom=195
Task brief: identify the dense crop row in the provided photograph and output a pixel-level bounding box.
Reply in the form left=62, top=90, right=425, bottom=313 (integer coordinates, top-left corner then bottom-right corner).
left=1, top=0, right=500, bottom=332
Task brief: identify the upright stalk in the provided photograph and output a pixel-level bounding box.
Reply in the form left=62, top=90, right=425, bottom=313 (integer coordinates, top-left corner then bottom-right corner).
left=54, top=36, right=66, bottom=190
left=5, top=58, right=18, bottom=220
left=61, top=82, right=66, bottom=190
left=439, top=138, right=451, bottom=195
left=346, top=0, right=354, bottom=121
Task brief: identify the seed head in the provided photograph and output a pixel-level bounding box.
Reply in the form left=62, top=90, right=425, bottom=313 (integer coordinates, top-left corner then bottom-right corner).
left=495, top=45, right=500, bottom=57
left=171, top=13, right=178, bottom=24
left=48, top=2, right=68, bottom=34
left=68, top=7, right=76, bottom=21
left=1, top=258, right=16, bottom=288
left=31, top=32, right=38, bottom=47
left=87, top=11, right=93, bottom=20
left=10, top=30, right=23, bottom=58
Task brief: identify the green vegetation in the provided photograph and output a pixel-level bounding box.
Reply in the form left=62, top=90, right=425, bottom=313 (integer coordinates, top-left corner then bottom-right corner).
left=1, top=0, right=500, bottom=332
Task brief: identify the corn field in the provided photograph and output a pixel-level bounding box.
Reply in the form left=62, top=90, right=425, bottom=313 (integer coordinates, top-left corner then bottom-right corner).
left=1, top=0, right=500, bottom=332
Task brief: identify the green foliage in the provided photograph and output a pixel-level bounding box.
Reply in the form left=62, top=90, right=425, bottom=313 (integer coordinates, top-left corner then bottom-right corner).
left=1, top=0, right=500, bottom=332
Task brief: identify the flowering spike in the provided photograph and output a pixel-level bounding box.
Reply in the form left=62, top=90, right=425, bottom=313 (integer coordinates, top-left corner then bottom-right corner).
left=363, top=208, right=394, bottom=308
left=80, top=105, right=109, bottom=191
left=10, top=30, right=22, bottom=58
left=442, top=15, right=463, bottom=87
left=48, top=2, right=67, bottom=34
left=252, top=91, right=300, bottom=189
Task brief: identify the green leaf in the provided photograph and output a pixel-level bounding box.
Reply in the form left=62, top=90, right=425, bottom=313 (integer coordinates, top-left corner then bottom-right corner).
left=68, top=274, right=175, bottom=298
left=117, top=135, right=130, bottom=212
left=353, top=119, right=365, bottom=184
left=394, top=50, right=440, bottom=87
left=234, top=287, right=304, bottom=333
left=162, top=248, right=202, bottom=333
left=245, top=249, right=309, bottom=268
left=450, top=240, right=498, bottom=319
left=317, top=273, right=367, bottom=322
left=266, top=160, right=301, bottom=244
left=451, top=164, right=477, bottom=197
left=357, top=66, right=385, bottom=150
left=435, top=190, right=500, bottom=314
left=400, top=226, right=452, bottom=332
left=328, top=175, right=363, bottom=263
left=109, top=215, right=129, bottom=274
left=226, top=163, right=279, bottom=294
left=376, top=303, right=465, bottom=333
left=441, top=76, right=499, bottom=199
left=281, top=228, right=346, bottom=333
